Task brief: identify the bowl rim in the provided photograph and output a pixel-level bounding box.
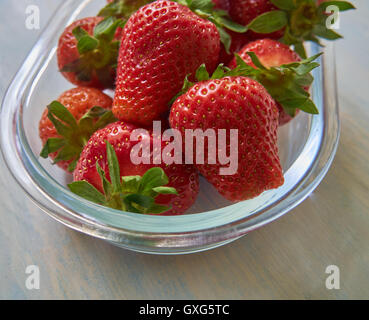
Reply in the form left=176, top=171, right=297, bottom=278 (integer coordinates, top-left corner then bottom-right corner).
left=0, top=0, right=340, bottom=253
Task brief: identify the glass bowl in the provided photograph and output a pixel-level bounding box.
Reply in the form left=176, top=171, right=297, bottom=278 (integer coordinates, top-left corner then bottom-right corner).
left=0, top=0, right=339, bottom=254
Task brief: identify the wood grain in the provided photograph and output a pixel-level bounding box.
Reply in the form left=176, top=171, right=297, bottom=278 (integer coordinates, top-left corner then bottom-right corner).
left=0, top=0, right=368, bottom=299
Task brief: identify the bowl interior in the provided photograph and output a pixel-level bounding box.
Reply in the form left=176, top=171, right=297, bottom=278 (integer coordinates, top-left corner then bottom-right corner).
left=23, top=0, right=312, bottom=215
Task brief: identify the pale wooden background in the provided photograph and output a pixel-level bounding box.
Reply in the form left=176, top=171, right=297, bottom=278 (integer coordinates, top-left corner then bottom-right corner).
left=0, top=0, right=368, bottom=299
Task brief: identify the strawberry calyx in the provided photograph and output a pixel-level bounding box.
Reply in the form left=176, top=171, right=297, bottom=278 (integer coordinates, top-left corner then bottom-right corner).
left=174, top=0, right=247, bottom=53
left=98, top=0, right=153, bottom=20
left=61, top=17, right=124, bottom=88
left=246, top=0, right=355, bottom=58
left=172, top=51, right=322, bottom=117
left=231, top=52, right=322, bottom=116
left=68, top=142, right=178, bottom=214
left=40, top=101, right=117, bottom=172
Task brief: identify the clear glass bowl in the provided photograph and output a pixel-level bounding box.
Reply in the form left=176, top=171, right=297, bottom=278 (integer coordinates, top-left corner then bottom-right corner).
left=0, top=0, right=339, bottom=254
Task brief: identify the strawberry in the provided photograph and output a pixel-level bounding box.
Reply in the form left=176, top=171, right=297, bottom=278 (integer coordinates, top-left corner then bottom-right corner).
left=229, top=39, right=301, bottom=125
left=112, top=0, right=247, bottom=126
left=39, top=87, right=116, bottom=172
left=229, top=39, right=301, bottom=69
left=237, top=0, right=355, bottom=58
left=228, top=39, right=322, bottom=125
left=169, top=70, right=283, bottom=201
left=71, top=121, right=199, bottom=215
left=57, top=16, right=122, bottom=89
left=229, top=0, right=283, bottom=40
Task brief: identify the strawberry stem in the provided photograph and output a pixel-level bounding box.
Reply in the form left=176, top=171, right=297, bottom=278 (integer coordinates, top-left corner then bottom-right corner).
left=61, top=17, right=124, bottom=88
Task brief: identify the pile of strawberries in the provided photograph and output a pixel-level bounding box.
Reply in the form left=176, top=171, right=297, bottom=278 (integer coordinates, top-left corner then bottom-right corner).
left=39, top=0, right=354, bottom=215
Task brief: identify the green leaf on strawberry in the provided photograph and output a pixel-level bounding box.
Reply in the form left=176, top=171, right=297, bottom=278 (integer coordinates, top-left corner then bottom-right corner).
left=98, top=0, right=153, bottom=20
left=247, top=10, right=288, bottom=34
left=68, top=141, right=178, bottom=214
left=318, top=1, right=355, bottom=12
left=61, top=16, right=123, bottom=88
left=170, top=63, right=231, bottom=103
left=270, top=0, right=295, bottom=11
left=40, top=101, right=116, bottom=172
left=231, top=51, right=322, bottom=116
left=246, top=0, right=355, bottom=58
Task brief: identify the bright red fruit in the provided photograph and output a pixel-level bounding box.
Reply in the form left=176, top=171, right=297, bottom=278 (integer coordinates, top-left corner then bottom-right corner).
left=73, top=121, right=199, bottom=215
left=170, top=76, right=284, bottom=201
left=112, top=0, right=220, bottom=126
left=229, top=39, right=301, bottom=68
left=39, top=87, right=113, bottom=172
left=229, top=0, right=283, bottom=40
left=57, top=17, right=121, bottom=89
left=229, top=39, right=302, bottom=125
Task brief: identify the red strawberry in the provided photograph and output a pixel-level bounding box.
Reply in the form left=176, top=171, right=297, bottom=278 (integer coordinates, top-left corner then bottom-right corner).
left=72, top=121, right=199, bottom=215
left=229, top=39, right=321, bottom=125
left=229, top=0, right=283, bottom=40
left=170, top=75, right=284, bottom=201
left=230, top=39, right=301, bottom=69
left=112, top=0, right=223, bottom=126
left=57, top=16, right=122, bottom=89
left=229, top=39, right=302, bottom=125
left=39, top=87, right=115, bottom=172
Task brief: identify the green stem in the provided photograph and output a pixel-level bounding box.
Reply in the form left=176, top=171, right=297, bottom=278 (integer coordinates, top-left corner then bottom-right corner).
left=80, top=135, right=88, bottom=146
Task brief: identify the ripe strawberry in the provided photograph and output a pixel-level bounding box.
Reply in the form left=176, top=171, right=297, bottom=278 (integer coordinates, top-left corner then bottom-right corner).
left=229, top=0, right=283, bottom=40
left=39, top=87, right=115, bottom=172
left=57, top=16, right=122, bottom=89
left=72, top=121, right=199, bottom=215
left=228, top=39, right=322, bottom=125
left=112, top=0, right=221, bottom=126
left=233, top=0, right=355, bottom=58
left=229, top=39, right=301, bottom=69
left=230, top=39, right=302, bottom=125
left=170, top=74, right=284, bottom=201
left=112, top=0, right=247, bottom=126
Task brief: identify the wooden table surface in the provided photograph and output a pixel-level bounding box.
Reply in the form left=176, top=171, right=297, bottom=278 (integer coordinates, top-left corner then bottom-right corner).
left=0, top=0, right=368, bottom=300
